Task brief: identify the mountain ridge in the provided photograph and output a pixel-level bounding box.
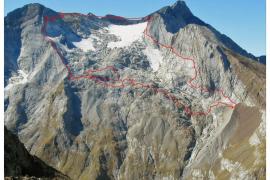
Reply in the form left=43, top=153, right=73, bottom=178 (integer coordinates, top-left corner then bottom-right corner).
left=5, top=126, right=70, bottom=179
left=41, top=12, right=237, bottom=116
left=4, top=1, right=265, bottom=179
left=4, top=1, right=263, bottom=63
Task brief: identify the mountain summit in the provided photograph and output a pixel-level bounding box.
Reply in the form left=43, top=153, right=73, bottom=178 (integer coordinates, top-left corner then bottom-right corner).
left=153, top=0, right=256, bottom=60
left=4, top=1, right=265, bottom=179
left=157, top=0, right=202, bottom=32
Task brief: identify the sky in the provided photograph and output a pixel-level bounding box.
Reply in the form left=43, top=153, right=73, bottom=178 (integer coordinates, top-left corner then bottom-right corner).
left=4, top=0, right=266, bottom=56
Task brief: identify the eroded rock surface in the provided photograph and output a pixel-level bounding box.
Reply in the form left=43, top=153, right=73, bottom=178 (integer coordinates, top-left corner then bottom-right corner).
left=5, top=1, right=265, bottom=179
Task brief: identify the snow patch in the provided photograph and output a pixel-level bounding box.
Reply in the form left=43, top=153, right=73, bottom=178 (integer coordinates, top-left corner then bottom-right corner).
left=107, top=22, right=147, bottom=48
left=143, top=46, right=163, bottom=72
left=45, top=36, right=73, bottom=52
left=73, top=35, right=98, bottom=52
left=46, top=35, right=98, bottom=52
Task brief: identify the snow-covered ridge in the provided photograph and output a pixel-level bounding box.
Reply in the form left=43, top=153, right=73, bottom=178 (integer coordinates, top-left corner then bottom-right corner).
left=107, top=22, right=147, bottom=48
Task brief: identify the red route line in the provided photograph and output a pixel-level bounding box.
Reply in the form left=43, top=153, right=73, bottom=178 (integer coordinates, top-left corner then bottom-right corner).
left=41, top=13, right=237, bottom=116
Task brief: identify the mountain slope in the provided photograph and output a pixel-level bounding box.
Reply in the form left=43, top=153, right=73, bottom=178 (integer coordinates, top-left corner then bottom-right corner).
left=257, top=55, right=266, bottom=64
left=4, top=1, right=265, bottom=179
left=5, top=127, right=70, bottom=179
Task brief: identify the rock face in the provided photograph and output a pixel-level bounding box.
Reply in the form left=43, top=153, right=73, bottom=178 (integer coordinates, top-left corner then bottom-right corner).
left=257, top=55, right=266, bottom=64
left=4, top=127, right=70, bottom=179
left=4, top=1, right=265, bottom=180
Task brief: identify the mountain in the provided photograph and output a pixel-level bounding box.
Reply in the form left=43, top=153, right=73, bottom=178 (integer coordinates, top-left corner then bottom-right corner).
left=4, top=1, right=265, bottom=179
left=257, top=55, right=266, bottom=64
left=5, top=127, right=70, bottom=179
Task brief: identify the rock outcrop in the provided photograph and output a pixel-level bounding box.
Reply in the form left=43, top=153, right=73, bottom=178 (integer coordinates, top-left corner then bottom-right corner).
left=4, top=1, right=265, bottom=179
left=4, top=127, right=70, bottom=179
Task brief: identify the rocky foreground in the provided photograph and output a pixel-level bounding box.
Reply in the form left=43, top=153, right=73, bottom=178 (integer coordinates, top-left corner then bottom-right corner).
left=5, top=127, right=70, bottom=179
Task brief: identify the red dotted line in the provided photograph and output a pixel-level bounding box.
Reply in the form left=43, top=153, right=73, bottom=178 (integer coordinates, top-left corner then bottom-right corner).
left=41, top=13, right=236, bottom=116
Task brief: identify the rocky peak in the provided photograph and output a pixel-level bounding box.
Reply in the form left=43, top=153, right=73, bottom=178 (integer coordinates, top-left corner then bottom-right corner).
left=150, top=1, right=258, bottom=61
left=154, top=0, right=205, bottom=33
left=5, top=3, right=44, bottom=21
left=5, top=3, right=57, bottom=26
left=170, top=0, right=193, bottom=17
left=22, top=3, right=45, bottom=13
left=158, top=0, right=191, bottom=14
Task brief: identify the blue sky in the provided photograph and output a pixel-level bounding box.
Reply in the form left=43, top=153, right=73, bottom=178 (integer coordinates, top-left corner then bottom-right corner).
left=5, top=0, right=266, bottom=56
